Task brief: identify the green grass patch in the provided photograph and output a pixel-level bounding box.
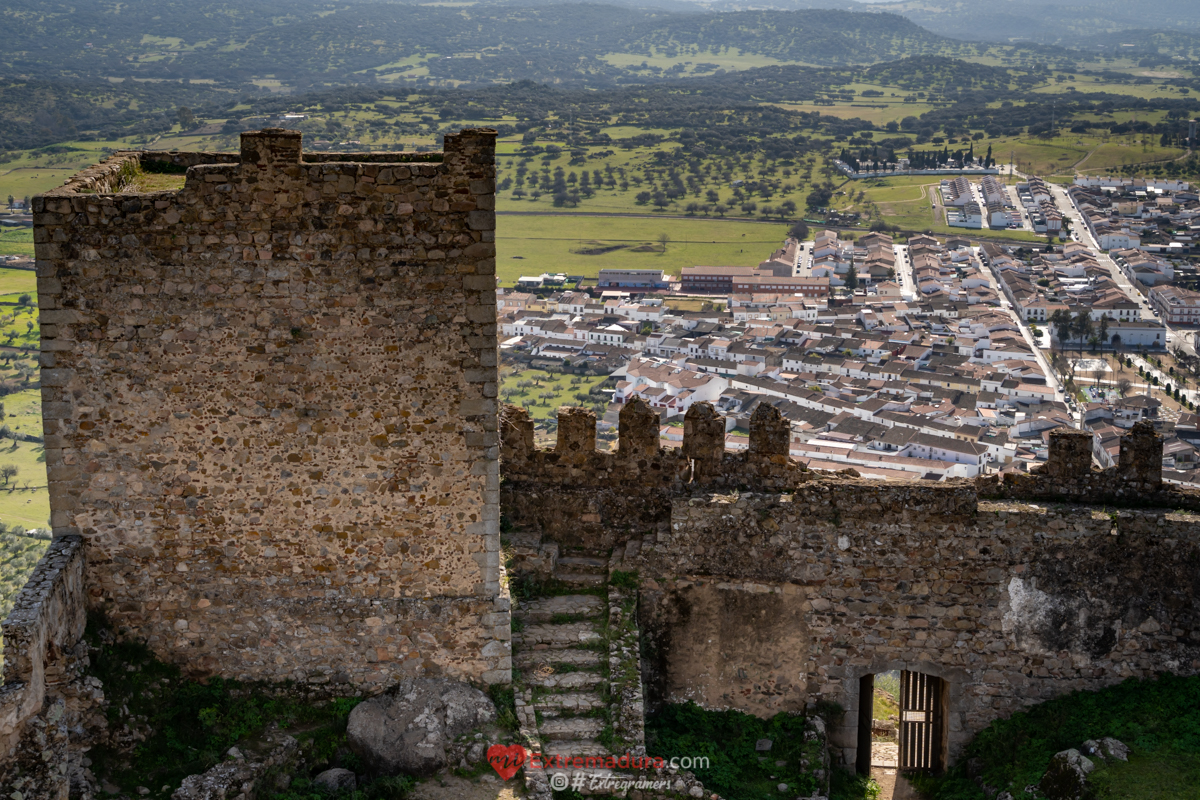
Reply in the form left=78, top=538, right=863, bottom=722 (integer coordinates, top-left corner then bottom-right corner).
left=488, top=683, right=519, bottom=732
left=610, top=569, right=639, bottom=590
left=1, top=386, right=43, bottom=437
left=121, top=169, right=189, bottom=192
left=0, top=268, right=36, bottom=297
left=917, top=673, right=1200, bottom=800
left=645, top=702, right=825, bottom=800
left=1088, top=751, right=1200, bottom=800
left=87, top=618, right=365, bottom=800
left=0, top=439, right=50, bottom=529
left=0, top=526, right=50, bottom=624
left=510, top=574, right=606, bottom=601
left=0, top=168, right=79, bottom=208
left=1080, top=142, right=1184, bottom=173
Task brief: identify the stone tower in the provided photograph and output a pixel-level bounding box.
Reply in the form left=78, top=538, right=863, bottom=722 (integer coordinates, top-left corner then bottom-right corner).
left=33, top=129, right=510, bottom=688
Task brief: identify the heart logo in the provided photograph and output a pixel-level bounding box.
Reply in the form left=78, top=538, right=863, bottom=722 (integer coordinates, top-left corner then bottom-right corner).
left=487, top=744, right=526, bottom=780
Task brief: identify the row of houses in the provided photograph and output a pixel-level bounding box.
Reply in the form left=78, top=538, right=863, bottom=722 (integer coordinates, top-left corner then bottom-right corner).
left=982, top=241, right=1167, bottom=348
left=1016, top=177, right=1064, bottom=235
left=808, top=230, right=899, bottom=286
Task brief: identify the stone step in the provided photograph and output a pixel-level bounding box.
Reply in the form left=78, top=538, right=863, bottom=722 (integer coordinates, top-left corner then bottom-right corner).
left=535, top=691, right=606, bottom=714
left=514, top=649, right=602, bottom=669
left=555, top=571, right=606, bottom=587
left=540, top=717, right=606, bottom=741
left=542, top=739, right=610, bottom=758
left=527, top=670, right=605, bottom=690
left=512, top=622, right=602, bottom=648
left=557, top=556, right=609, bottom=573
left=516, top=594, right=605, bottom=623
left=505, top=530, right=543, bottom=548
left=506, top=530, right=558, bottom=576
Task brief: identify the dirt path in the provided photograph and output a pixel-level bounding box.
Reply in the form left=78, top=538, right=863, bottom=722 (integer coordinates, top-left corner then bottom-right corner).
left=869, top=742, right=927, bottom=799
left=871, top=742, right=898, bottom=798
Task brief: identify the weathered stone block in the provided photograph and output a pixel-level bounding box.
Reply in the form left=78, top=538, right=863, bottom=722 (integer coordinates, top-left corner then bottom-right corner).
left=1117, top=420, right=1162, bottom=488
left=556, top=407, right=596, bottom=455
left=618, top=397, right=660, bottom=460
left=683, top=402, right=725, bottom=473
left=749, top=403, right=790, bottom=457
left=1045, top=428, right=1093, bottom=478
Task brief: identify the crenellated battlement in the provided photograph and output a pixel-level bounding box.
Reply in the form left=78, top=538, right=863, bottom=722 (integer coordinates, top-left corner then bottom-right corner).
left=502, top=398, right=967, bottom=550
left=501, top=404, right=1200, bottom=550
left=980, top=421, right=1200, bottom=509
left=501, top=398, right=813, bottom=491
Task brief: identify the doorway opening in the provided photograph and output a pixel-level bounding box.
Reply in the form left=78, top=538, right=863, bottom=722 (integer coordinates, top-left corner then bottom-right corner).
left=857, top=670, right=945, bottom=797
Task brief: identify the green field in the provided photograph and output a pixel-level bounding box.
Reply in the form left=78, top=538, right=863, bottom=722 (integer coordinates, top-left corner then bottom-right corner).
left=496, top=214, right=788, bottom=286
left=0, top=386, right=49, bottom=531
left=0, top=230, right=34, bottom=258
left=955, top=134, right=1189, bottom=177
left=1078, top=142, right=1185, bottom=173
left=0, top=440, right=49, bottom=530
left=0, top=275, right=46, bottom=533
left=499, top=367, right=609, bottom=422
left=775, top=101, right=939, bottom=126
left=831, top=177, right=1043, bottom=242
left=0, top=168, right=77, bottom=205
left=601, top=48, right=792, bottom=75
left=4, top=388, right=44, bottom=441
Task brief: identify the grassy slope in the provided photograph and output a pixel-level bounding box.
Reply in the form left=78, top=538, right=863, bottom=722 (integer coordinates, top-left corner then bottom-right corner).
left=920, top=673, right=1200, bottom=800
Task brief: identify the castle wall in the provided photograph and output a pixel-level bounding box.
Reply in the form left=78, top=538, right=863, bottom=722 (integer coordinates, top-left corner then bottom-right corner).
left=32, top=129, right=509, bottom=689
left=502, top=401, right=1200, bottom=766
left=637, top=494, right=1200, bottom=767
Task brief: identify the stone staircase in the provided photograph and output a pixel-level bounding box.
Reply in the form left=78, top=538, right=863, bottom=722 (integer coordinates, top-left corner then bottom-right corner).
left=512, top=549, right=617, bottom=794
left=509, top=536, right=713, bottom=799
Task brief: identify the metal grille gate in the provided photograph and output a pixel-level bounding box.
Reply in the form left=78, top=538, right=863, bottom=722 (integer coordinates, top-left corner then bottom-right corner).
left=899, top=671, right=944, bottom=772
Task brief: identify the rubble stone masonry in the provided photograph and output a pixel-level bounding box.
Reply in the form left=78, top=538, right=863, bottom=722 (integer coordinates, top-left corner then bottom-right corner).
left=31, top=129, right=509, bottom=689
left=503, top=405, right=1200, bottom=767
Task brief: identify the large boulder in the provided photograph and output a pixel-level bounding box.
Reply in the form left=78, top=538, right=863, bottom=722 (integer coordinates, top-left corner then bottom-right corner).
left=346, top=679, right=497, bottom=777
left=1081, top=737, right=1129, bottom=762
left=1038, top=748, right=1096, bottom=800
left=313, top=768, right=357, bottom=793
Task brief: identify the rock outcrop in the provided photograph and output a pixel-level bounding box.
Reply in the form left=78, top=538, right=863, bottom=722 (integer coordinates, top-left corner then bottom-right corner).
left=346, top=679, right=497, bottom=776
left=1038, top=748, right=1096, bottom=800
